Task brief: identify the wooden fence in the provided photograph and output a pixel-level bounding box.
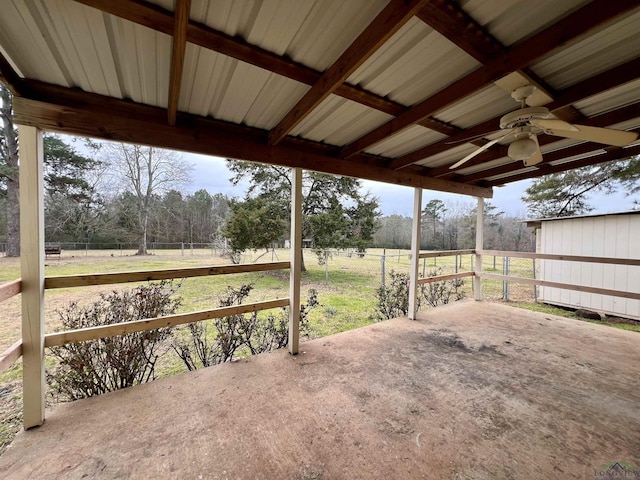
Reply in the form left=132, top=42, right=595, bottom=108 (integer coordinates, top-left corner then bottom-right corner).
left=0, top=261, right=290, bottom=373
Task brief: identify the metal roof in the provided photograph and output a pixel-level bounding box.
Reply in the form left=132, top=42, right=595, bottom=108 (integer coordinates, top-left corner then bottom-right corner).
left=1, top=0, right=639, bottom=198
left=525, top=209, right=640, bottom=227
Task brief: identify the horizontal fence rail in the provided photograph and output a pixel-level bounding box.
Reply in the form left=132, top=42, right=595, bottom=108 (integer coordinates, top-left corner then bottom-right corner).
left=419, top=249, right=475, bottom=259
left=0, top=340, right=22, bottom=373
left=480, top=273, right=640, bottom=301
left=479, top=250, right=640, bottom=267
left=45, top=298, right=290, bottom=347
left=416, top=271, right=475, bottom=285
left=0, top=279, right=21, bottom=302
left=45, top=262, right=290, bottom=289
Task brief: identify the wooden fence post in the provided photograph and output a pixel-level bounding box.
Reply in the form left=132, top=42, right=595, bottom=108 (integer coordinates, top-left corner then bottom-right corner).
left=19, top=125, right=46, bottom=429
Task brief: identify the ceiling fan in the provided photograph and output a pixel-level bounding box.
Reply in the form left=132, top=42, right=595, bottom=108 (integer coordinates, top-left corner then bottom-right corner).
left=449, top=84, right=639, bottom=170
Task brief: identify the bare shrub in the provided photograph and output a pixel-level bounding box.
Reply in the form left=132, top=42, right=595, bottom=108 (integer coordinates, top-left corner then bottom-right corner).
left=47, top=281, right=181, bottom=401
left=374, top=268, right=465, bottom=321
left=420, top=268, right=466, bottom=307
left=172, top=284, right=319, bottom=370
left=374, top=270, right=411, bottom=321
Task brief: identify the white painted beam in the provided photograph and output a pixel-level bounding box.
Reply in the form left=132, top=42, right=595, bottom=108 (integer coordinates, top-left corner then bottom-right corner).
left=409, top=187, right=422, bottom=320
left=18, top=125, right=45, bottom=428
left=289, top=168, right=302, bottom=354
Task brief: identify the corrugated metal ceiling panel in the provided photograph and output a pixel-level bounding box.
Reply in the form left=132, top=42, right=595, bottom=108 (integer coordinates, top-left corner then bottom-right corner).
left=435, top=85, right=515, bottom=129
left=365, top=125, right=446, bottom=158
left=574, top=79, right=640, bottom=117
left=104, top=13, right=171, bottom=107
left=289, top=95, right=392, bottom=146
left=347, top=17, right=479, bottom=106
left=459, top=0, right=590, bottom=47
left=530, top=8, right=640, bottom=90
left=188, top=0, right=388, bottom=72
left=0, top=0, right=73, bottom=88
left=180, top=43, right=309, bottom=128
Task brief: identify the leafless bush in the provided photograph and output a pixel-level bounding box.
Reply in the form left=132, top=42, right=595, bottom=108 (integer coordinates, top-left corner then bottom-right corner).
left=420, top=268, right=466, bottom=307
left=172, top=284, right=318, bottom=370
left=374, top=268, right=465, bottom=321
left=374, top=270, right=411, bottom=321
left=47, top=281, right=181, bottom=401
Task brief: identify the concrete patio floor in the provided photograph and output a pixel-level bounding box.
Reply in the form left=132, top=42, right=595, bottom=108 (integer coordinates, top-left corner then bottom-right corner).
left=1, top=300, right=639, bottom=479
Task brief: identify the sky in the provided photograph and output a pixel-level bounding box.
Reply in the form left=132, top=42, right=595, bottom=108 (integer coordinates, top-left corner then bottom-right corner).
left=186, top=152, right=636, bottom=218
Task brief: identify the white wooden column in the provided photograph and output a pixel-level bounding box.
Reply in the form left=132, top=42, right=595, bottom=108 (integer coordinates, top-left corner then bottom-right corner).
left=474, top=197, right=484, bottom=301
left=408, top=187, right=422, bottom=320
left=288, top=168, right=302, bottom=354
left=18, top=125, right=46, bottom=428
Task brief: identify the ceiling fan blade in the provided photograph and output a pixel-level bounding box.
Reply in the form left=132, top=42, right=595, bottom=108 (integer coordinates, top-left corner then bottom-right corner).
left=530, top=118, right=579, bottom=132
left=449, top=136, right=503, bottom=169
left=523, top=135, right=543, bottom=166
left=544, top=124, right=639, bottom=147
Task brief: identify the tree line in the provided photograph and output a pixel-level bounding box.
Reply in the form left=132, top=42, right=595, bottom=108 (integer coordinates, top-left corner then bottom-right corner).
left=374, top=200, right=536, bottom=252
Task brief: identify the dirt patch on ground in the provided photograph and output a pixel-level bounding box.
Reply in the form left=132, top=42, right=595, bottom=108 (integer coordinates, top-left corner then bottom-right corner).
left=1, top=300, right=639, bottom=479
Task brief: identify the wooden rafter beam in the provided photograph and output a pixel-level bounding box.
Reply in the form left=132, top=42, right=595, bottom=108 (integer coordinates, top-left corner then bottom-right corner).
left=267, top=0, right=429, bottom=145
left=167, top=0, right=190, bottom=126
left=72, top=0, right=460, bottom=137
left=13, top=80, right=492, bottom=198
left=0, top=51, right=26, bottom=97
left=485, top=144, right=640, bottom=187
left=339, top=0, right=638, bottom=159
left=416, top=0, right=504, bottom=64
left=432, top=102, right=640, bottom=179
left=389, top=56, right=640, bottom=170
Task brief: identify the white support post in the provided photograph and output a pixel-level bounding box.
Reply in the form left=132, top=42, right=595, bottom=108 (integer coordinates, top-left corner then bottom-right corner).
left=474, top=197, right=484, bottom=301
left=288, top=168, right=302, bottom=354
left=19, top=126, right=46, bottom=429
left=408, top=187, right=422, bottom=320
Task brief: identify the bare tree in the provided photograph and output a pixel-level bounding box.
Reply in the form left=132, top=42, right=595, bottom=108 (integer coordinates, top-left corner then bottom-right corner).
left=103, top=143, right=192, bottom=255
left=0, top=84, right=20, bottom=256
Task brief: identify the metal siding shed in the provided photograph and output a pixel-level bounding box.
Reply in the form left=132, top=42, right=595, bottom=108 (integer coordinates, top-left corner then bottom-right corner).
left=536, top=211, right=640, bottom=320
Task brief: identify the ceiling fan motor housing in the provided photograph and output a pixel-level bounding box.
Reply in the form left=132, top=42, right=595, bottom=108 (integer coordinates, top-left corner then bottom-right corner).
left=500, top=107, right=553, bottom=129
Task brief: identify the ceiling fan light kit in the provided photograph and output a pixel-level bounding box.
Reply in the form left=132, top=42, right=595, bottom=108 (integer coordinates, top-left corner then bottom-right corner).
left=508, top=137, right=538, bottom=160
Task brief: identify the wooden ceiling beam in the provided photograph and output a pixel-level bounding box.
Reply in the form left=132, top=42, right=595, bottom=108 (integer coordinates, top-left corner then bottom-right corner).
left=73, top=0, right=461, bottom=138
left=0, top=51, right=27, bottom=97
left=267, top=0, right=430, bottom=145
left=389, top=56, right=640, bottom=170
left=339, top=0, right=637, bottom=159
left=416, top=0, right=504, bottom=64
left=430, top=102, right=640, bottom=178
left=485, top=144, right=640, bottom=187
left=13, top=80, right=492, bottom=198
left=167, top=0, right=190, bottom=126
